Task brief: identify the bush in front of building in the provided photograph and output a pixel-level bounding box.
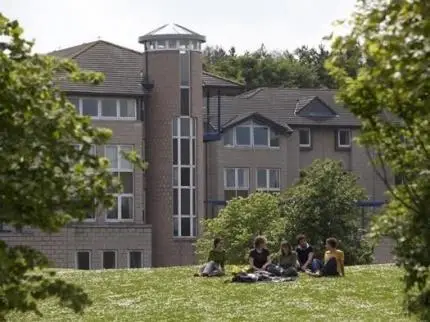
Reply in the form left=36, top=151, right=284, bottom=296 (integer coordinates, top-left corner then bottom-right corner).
left=280, top=159, right=374, bottom=265
left=196, top=192, right=285, bottom=264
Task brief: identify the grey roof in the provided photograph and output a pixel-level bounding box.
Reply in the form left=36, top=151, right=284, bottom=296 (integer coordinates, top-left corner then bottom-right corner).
left=138, top=23, right=206, bottom=43
left=295, top=96, right=338, bottom=117
left=202, top=72, right=243, bottom=88
left=50, top=40, right=144, bottom=95
left=223, top=112, right=293, bottom=134
left=204, top=87, right=361, bottom=129
left=48, top=40, right=241, bottom=95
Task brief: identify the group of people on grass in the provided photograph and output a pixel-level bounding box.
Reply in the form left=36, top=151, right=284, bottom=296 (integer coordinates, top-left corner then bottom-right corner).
left=198, top=234, right=345, bottom=278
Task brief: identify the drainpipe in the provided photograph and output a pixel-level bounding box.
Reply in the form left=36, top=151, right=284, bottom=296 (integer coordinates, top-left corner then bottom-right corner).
left=217, top=89, right=221, bottom=132
left=206, top=89, right=210, bottom=132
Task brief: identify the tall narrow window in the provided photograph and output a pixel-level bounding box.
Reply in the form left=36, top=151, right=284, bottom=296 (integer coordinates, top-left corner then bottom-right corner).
left=337, top=129, right=352, bottom=148
left=180, top=51, right=190, bottom=87
left=180, top=88, right=190, bottom=115
left=73, top=144, right=97, bottom=221
left=180, top=51, right=191, bottom=115
left=299, top=128, right=311, bottom=148
left=172, top=117, right=197, bottom=237
left=105, top=145, right=134, bottom=221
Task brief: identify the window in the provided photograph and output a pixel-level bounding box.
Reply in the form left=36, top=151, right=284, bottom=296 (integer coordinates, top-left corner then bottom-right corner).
left=105, top=145, right=134, bottom=221
left=69, top=97, right=79, bottom=113
left=172, top=117, right=197, bottom=237
left=224, top=121, right=280, bottom=148
left=394, top=174, right=405, bottom=186
left=236, top=126, right=251, bottom=146
left=337, top=129, right=352, bottom=148
left=119, top=99, right=136, bottom=118
left=299, top=128, right=311, bottom=148
left=180, top=51, right=190, bottom=87
left=129, top=251, right=143, bottom=268
left=68, top=97, right=136, bottom=120
left=82, top=98, right=98, bottom=117
left=180, top=88, right=190, bottom=115
left=224, top=168, right=249, bottom=201
left=72, top=144, right=97, bottom=221
left=256, top=169, right=281, bottom=192
left=180, top=51, right=190, bottom=115
left=102, top=251, right=117, bottom=269
left=76, top=251, right=91, bottom=270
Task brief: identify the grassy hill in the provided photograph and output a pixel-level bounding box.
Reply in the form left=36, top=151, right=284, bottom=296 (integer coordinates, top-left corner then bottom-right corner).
left=7, top=264, right=412, bottom=322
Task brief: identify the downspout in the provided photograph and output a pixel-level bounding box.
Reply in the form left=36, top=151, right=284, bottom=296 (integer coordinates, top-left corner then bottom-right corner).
left=144, top=42, right=149, bottom=85
left=217, top=89, right=221, bottom=133
left=205, top=89, right=210, bottom=218
left=206, top=89, right=210, bottom=132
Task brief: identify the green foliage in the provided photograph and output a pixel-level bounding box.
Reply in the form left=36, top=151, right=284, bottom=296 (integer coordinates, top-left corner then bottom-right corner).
left=0, top=14, right=146, bottom=320
left=0, top=241, right=91, bottom=319
left=196, top=193, right=284, bottom=264
left=281, top=159, right=373, bottom=265
left=326, top=0, right=430, bottom=319
left=203, top=44, right=337, bottom=89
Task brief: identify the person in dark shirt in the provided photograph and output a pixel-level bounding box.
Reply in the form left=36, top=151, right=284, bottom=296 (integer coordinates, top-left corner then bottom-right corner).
left=270, top=241, right=299, bottom=277
left=249, top=235, right=271, bottom=271
left=198, top=237, right=226, bottom=277
left=295, top=234, right=315, bottom=272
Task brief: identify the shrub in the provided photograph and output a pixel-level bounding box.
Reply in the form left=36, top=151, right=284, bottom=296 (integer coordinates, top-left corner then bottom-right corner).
left=280, top=159, right=373, bottom=265
left=196, top=192, right=284, bottom=264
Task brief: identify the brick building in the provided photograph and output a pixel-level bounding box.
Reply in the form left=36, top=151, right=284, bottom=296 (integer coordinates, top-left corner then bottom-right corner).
left=0, top=24, right=394, bottom=269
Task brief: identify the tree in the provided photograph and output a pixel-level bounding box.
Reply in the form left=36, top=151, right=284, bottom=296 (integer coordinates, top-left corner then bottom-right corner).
left=196, top=193, right=284, bottom=264
left=326, top=0, right=430, bottom=319
left=202, top=44, right=337, bottom=89
left=0, top=14, right=146, bottom=319
left=280, top=159, right=373, bottom=265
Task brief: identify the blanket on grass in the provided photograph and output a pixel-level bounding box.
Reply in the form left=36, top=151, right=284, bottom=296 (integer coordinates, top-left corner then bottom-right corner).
left=230, top=271, right=297, bottom=283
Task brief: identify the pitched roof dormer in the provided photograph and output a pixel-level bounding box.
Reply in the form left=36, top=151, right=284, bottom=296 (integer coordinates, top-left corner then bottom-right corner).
left=222, top=112, right=293, bottom=134
left=294, top=96, right=338, bottom=118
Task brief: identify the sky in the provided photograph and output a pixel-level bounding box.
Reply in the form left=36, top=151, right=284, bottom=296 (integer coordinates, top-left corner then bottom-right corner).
left=1, top=0, right=357, bottom=54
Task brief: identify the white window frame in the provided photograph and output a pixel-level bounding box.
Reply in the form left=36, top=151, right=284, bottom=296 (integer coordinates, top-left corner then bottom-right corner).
left=256, top=168, right=281, bottom=192
left=224, top=121, right=279, bottom=149
left=71, top=144, right=97, bottom=222
left=104, top=145, right=134, bottom=222
left=150, top=39, right=202, bottom=51
left=299, top=128, right=312, bottom=148
left=337, top=129, right=352, bottom=148
left=172, top=116, right=197, bottom=238
left=75, top=250, right=91, bottom=270
left=128, top=250, right=144, bottom=268
left=101, top=250, right=117, bottom=269
left=224, top=168, right=250, bottom=190
left=71, top=97, right=137, bottom=121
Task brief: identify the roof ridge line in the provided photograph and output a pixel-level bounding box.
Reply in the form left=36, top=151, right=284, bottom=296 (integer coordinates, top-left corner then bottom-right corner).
left=70, top=40, right=143, bottom=59
left=174, top=23, right=201, bottom=35
left=70, top=41, right=99, bottom=59
left=202, top=71, right=243, bottom=86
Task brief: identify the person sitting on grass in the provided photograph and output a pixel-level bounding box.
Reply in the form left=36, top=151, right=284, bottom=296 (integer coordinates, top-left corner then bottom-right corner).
left=269, top=241, right=299, bottom=277
left=306, top=237, right=345, bottom=277
left=296, top=234, right=315, bottom=272
left=248, top=235, right=271, bottom=272
left=197, top=237, right=226, bottom=277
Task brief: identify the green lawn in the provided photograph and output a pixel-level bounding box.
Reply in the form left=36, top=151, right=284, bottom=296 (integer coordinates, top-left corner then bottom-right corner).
left=8, top=264, right=412, bottom=322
